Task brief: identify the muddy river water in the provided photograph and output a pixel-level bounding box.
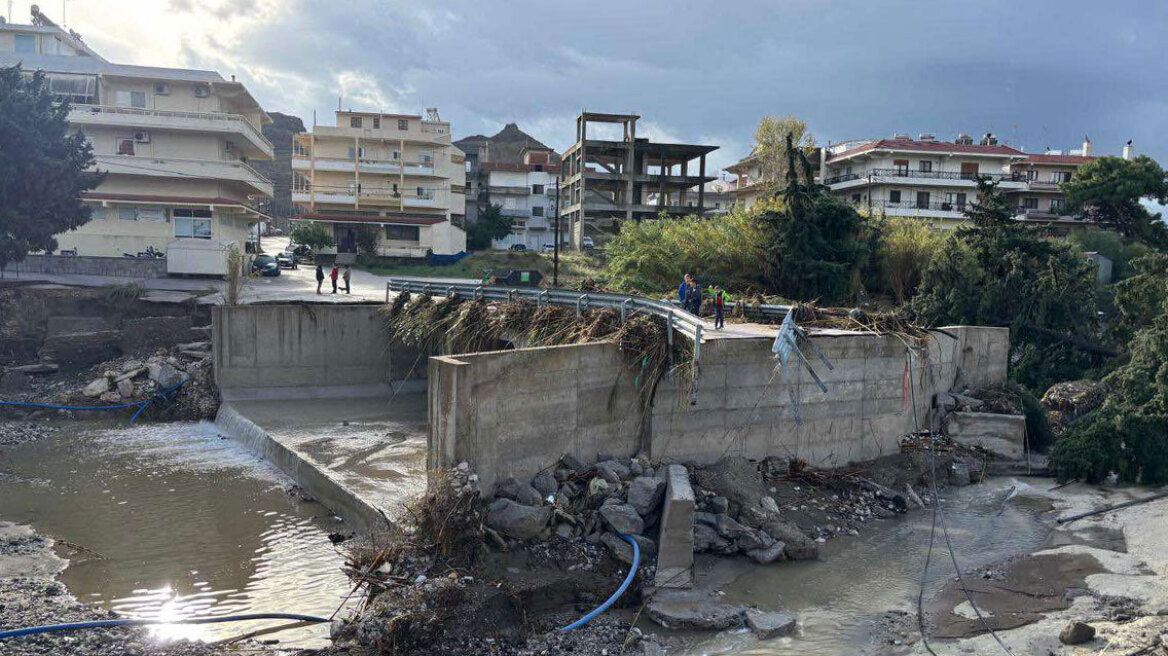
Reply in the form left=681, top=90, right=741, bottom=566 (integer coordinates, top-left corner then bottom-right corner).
left=1, top=419, right=1059, bottom=654
left=0, top=421, right=350, bottom=647
left=675, top=477, right=1055, bottom=655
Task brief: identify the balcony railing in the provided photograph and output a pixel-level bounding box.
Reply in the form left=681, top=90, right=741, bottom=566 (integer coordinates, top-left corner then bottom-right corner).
left=823, top=172, right=862, bottom=185
left=869, top=168, right=1024, bottom=182
left=71, top=104, right=273, bottom=152
left=878, top=200, right=967, bottom=213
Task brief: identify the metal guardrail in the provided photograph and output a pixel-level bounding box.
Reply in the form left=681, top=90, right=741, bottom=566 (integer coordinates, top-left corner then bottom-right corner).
left=386, top=278, right=721, bottom=361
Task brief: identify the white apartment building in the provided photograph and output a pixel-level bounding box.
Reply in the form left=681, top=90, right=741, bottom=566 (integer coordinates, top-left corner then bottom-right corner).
left=0, top=20, right=274, bottom=276
left=723, top=153, right=767, bottom=209
left=290, top=109, right=467, bottom=259
left=820, top=134, right=1029, bottom=229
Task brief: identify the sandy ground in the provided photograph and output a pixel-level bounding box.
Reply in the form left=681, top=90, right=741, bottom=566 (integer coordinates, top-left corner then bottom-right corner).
left=914, top=482, right=1168, bottom=655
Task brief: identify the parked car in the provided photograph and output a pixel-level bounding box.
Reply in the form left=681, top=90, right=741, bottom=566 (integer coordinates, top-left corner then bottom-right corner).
left=289, top=243, right=314, bottom=263
left=509, top=243, right=527, bottom=252
left=276, top=251, right=298, bottom=270
left=541, top=243, right=556, bottom=253
left=581, top=236, right=595, bottom=250
left=252, top=254, right=280, bottom=277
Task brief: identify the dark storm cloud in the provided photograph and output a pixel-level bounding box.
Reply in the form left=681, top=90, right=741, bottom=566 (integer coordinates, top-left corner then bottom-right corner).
left=190, top=0, right=1168, bottom=168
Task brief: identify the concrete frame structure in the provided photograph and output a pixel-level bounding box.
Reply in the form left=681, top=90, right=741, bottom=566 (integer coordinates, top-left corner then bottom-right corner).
left=560, top=112, right=717, bottom=248
left=0, top=17, right=274, bottom=276
left=291, top=109, right=467, bottom=260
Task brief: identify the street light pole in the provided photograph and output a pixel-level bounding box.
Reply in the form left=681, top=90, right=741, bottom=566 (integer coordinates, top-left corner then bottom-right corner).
left=554, top=159, right=565, bottom=288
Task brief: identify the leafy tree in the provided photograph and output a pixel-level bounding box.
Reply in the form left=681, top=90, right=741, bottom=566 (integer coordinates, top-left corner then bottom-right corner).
left=1066, top=227, right=1150, bottom=282
left=878, top=218, right=943, bottom=304
left=289, top=223, right=335, bottom=250
left=910, top=179, right=1102, bottom=391
left=750, top=116, right=815, bottom=195
left=1052, top=277, right=1168, bottom=484
left=1062, top=156, right=1168, bottom=249
left=466, top=204, right=512, bottom=251
left=756, top=134, right=870, bottom=303
left=0, top=65, right=102, bottom=269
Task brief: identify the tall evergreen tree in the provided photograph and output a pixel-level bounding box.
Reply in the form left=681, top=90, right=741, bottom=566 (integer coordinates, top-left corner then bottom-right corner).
left=0, top=66, right=102, bottom=269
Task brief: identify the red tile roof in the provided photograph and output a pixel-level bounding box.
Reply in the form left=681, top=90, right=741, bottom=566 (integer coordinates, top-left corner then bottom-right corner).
left=829, top=138, right=1025, bottom=160
left=1015, top=154, right=1096, bottom=166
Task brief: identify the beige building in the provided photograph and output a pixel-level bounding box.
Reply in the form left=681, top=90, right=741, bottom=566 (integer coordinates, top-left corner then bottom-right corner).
left=723, top=152, right=768, bottom=209
left=291, top=109, right=467, bottom=259
left=0, top=19, right=274, bottom=276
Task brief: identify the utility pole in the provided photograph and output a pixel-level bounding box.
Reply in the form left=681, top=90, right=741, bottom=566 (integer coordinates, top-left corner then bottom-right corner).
left=552, top=169, right=561, bottom=287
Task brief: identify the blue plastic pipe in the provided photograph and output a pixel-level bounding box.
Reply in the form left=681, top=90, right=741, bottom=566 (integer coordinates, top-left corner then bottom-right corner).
left=0, top=612, right=330, bottom=640
left=0, top=379, right=186, bottom=424
left=562, top=533, right=640, bottom=632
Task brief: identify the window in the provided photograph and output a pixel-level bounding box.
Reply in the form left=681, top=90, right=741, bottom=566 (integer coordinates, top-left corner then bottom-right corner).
left=386, top=225, right=420, bottom=241
left=960, top=163, right=980, bottom=180
left=1052, top=171, right=1072, bottom=183
left=14, top=34, right=36, bottom=54
left=944, top=192, right=967, bottom=208
left=90, top=206, right=108, bottom=221
left=532, top=184, right=544, bottom=195
left=889, top=190, right=902, bottom=204
left=916, top=192, right=931, bottom=209
left=1050, top=198, right=1066, bottom=213
left=422, top=153, right=433, bottom=165
left=851, top=194, right=861, bottom=204
left=392, top=150, right=400, bottom=160
left=116, top=138, right=136, bottom=156
left=532, top=206, right=544, bottom=217
left=1026, top=169, right=1038, bottom=181
left=348, top=146, right=366, bottom=159
left=1022, top=197, right=1039, bottom=210
left=373, top=117, right=381, bottom=129
left=116, top=91, right=147, bottom=109
left=154, top=83, right=170, bottom=95
left=173, top=209, right=213, bottom=238
left=417, top=186, right=431, bottom=199
left=919, top=161, right=933, bottom=173
left=397, top=119, right=409, bottom=130
left=893, top=159, right=909, bottom=175
left=350, top=116, right=363, bottom=128
left=844, top=165, right=853, bottom=175
left=120, top=207, right=166, bottom=222
left=48, top=75, right=97, bottom=104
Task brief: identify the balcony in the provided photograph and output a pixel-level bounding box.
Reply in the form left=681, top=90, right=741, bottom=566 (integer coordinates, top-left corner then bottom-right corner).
left=95, top=154, right=273, bottom=197
left=71, top=105, right=273, bottom=158
left=487, top=185, right=532, bottom=195
left=873, top=200, right=967, bottom=218
left=500, top=207, right=533, bottom=218
left=825, top=168, right=1027, bottom=189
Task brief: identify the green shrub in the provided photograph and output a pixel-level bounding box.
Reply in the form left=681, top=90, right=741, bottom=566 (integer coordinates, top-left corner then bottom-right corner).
left=878, top=218, right=943, bottom=304
left=1066, top=228, right=1149, bottom=282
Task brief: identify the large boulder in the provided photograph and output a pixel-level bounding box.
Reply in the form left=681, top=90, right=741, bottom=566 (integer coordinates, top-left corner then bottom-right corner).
left=602, top=532, right=636, bottom=566
left=745, top=610, right=797, bottom=640
left=493, top=477, right=543, bottom=506
left=485, top=498, right=551, bottom=540
left=82, top=377, right=110, bottom=398
left=693, top=523, right=733, bottom=554
left=532, top=471, right=558, bottom=498
left=148, top=362, right=186, bottom=390
left=761, top=519, right=818, bottom=560
left=596, top=459, right=631, bottom=480
left=746, top=541, right=787, bottom=564
left=1059, top=621, right=1096, bottom=645
left=600, top=503, right=644, bottom=535
left=627, top=476, right=666, bottom=516
left=694, top=457, right=766, bottom=510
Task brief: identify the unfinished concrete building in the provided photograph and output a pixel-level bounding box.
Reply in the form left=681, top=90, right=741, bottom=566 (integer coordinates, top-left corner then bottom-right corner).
left=560, top=112, right=717, bottom=248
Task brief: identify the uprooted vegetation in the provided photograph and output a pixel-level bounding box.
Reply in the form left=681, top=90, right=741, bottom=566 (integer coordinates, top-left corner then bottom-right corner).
left=382, top=293, right=691, bottom=404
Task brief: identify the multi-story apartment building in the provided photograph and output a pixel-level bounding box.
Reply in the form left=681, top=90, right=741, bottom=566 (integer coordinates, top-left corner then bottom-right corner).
left=290, top=109, right=466, bottom=259
left=455, top=124, right=562, bottom=250
left=0, top=17, right=274, bottom=276
left=561, top=112, right=717, bottom=248
left=723, top=153, right=767, bottom=209
left=820, top=133, right=1029, bottom=229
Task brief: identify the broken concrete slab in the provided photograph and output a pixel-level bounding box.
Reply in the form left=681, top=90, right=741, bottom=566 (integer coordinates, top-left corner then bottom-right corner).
left=599, top=503, right=644, bottom=535
left=945, top=411, right=1027, bottom=460
left=627, top=476, right=666, bottom=516
left=485, top=498, right=551, bottom=540
left=655, top=464, right=695, bottom=589
left=646, top=591, right=745, bottom=630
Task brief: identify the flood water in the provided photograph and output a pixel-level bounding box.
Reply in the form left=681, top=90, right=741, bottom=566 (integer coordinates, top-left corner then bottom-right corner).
left=0, top=421, right=352, bottom=647
left=675, top=478, right=1054, bottom=656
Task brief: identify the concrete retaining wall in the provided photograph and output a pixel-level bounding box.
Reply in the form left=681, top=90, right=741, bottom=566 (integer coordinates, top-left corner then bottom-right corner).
left=428, top=326, right=1010, bottom=486
left=428, top=341, right=644, bottom=492
left=1, top=255, right=168, bottom=278
left=212, top=303, right=422, bottom=399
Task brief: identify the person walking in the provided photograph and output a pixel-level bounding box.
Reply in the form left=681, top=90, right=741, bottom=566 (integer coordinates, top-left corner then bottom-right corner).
left=684, top=276, right=703, bottom=316
left=329, top=264, right=339, bottom=294
left=315, top=264, right=324, bottom=294
left=710, top=285, right=728, bottom=330
left=342, top=265, right=352, bottom=294
left=678, top=273, right=695, bottom=312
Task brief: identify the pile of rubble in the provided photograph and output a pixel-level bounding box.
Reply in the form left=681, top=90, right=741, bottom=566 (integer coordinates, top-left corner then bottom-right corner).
left=71, top=342, right=217, bottom=419
left=484, top=453, right=667, bottom=569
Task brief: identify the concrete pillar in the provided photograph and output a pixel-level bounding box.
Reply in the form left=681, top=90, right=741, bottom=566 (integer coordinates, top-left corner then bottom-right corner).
left=680, top=160, right=688, bottom=208
left=655, top=464, right=695, bottom=589
left=698, top=155, right=706, bottom=214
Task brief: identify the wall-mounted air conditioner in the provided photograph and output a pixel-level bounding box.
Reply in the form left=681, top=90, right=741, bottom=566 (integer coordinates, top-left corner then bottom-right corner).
left=154, top=83, right=170, bottom=95
left=133, top=131, right=151, bottom=143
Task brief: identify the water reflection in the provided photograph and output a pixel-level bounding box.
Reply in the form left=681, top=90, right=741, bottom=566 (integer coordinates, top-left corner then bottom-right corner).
left=0, top=421, right=351, bottom=646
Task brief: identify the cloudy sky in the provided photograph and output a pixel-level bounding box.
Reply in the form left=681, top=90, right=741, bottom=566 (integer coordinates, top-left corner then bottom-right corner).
left=14, top=0, right=1168, bottom=174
